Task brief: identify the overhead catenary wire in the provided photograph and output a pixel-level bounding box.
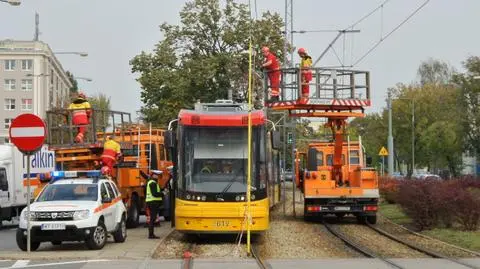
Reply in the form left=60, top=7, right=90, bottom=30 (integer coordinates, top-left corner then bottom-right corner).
left=352, top=0, right=431, bottom=66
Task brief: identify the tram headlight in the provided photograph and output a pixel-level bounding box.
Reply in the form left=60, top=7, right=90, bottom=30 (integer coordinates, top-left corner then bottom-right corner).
left=251, top=194, right=255, bottom=200
left=186, top=194, right=191, bottom=200
left=235, top=196, right=240, bottom=201
left=201, top=195, right=206, bottom=201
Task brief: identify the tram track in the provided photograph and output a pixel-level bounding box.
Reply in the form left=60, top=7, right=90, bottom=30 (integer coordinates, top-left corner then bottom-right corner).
left=366, top=222, right=480, bottom=269
left=322, top=220, right=406, bottom=269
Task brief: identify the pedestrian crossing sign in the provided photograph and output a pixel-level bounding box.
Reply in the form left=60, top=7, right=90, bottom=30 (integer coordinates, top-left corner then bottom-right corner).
left=378, top=147, right=389, bottom=156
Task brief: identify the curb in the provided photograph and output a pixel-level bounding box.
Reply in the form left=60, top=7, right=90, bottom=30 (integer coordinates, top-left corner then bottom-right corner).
left=149, top=227, right=175, bottom=258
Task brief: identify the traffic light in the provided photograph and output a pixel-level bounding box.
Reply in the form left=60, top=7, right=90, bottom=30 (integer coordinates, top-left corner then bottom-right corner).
left=287, top=132, right=293, bottom=144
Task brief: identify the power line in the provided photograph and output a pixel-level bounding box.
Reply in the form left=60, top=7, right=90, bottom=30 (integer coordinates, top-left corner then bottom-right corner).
left=353, top=0, right=431, bottom=66
left=346, top=0, right=391, bottom=30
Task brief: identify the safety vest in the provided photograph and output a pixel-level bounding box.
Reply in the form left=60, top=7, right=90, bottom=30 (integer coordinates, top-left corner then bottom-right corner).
left=68, top=100, right=91, bottom=125
left=146, top=179, right=162, bottom=202
left=101, top=139, right=121, bottom=160
left=300, top=56, right=313, bottom=81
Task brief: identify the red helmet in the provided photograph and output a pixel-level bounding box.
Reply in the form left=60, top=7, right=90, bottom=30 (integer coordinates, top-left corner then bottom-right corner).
left=262, top=46, right=270, bottom=53
left=298, top=47, right=306, bottom=54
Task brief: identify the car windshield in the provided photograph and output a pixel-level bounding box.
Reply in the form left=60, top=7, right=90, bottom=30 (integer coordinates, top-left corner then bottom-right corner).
left=183, top=127, right=256, bottom=193
left=36, top=184, right=98, bottom=202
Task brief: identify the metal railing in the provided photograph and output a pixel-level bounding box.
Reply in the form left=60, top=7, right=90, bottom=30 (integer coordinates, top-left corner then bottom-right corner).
left=263, top=67, right=370, bottom=102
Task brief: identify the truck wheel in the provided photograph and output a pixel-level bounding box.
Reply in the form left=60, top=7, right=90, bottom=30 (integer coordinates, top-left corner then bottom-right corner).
left=85, top=221, right=107, bottom=250
left=367, top=215, right=377, bottom=224
left=126, top=196, right=140, bottom=228
left=16, top=229, right=40, bottom=251
left=113, top=215, right=127, bottom=243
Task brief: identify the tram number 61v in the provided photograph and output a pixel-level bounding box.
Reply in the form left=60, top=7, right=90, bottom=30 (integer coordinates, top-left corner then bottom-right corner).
left=215, top=220, right=230, bottom=227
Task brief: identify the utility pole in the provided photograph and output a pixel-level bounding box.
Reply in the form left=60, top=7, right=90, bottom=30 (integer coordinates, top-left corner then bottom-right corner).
left=387, top=91, right=394, bottom=174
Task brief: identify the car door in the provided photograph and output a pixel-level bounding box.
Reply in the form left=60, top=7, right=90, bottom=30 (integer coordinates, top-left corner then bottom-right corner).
left=99, top=183, right=113, bottom=231
left=0, top=168, right=10, bottom=211
left=104, top=182, right=118, bottom=231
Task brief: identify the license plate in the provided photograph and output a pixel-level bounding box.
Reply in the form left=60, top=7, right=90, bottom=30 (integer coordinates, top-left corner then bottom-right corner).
left=41, top=223, right=66, bottom=230
left=214, top=220, right=230, bottom=227
left=334, top=206, right=350, bottom=211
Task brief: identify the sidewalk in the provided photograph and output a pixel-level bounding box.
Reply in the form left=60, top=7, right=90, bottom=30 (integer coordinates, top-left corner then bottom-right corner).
left=0, top=223, right=172, bottom=261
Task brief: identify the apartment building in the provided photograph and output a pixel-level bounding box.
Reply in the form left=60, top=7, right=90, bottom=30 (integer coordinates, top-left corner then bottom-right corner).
left=0, top=40, right=72, bottom=143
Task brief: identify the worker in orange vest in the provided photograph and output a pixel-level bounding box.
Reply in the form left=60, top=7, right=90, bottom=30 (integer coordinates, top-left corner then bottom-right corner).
left=262, top=46, right=281, bottom=101
left=100, top=136, right=122, bottom=177
left=68, top=92, right=91, bottom=143
left=298, top=47, right=313, bottom=101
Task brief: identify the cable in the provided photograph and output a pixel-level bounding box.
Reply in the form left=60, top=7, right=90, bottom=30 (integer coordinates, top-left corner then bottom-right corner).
left=346, top=0, right=391, bottom=30
left=353, top=0, right=430, bottom=66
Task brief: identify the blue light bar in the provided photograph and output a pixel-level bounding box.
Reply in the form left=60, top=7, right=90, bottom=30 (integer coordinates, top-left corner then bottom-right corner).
left=50, top=170, right=102, bottom=182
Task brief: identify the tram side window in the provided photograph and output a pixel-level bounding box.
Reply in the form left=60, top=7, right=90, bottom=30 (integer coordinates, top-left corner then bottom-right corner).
left=0, top=168, right=8, bottom=191
left=327, top=154, right=345, bottom=166
left=316, top=151, right=323, bottom=166
left=350, top=150, right=360, bottom=165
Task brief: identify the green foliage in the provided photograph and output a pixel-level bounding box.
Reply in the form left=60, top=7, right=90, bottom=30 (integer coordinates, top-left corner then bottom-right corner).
left=88, top=94, right=111, bottom=132
left=66, top=71, right=78, bottom=93
left=130, top=0, right=287, bottom=126
left=452, top=56, right=480, bottom=157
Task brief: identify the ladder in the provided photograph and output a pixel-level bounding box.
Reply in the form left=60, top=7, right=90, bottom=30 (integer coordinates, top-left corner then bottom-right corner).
left=136, top=123, right=152, bottom=172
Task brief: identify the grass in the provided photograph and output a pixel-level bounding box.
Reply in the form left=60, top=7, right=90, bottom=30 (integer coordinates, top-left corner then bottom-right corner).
left=379, top=202, right=480, bottom=252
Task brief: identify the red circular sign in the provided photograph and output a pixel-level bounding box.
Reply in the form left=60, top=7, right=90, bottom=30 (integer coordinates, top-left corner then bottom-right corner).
left=9, top=113, right=46, bottom=154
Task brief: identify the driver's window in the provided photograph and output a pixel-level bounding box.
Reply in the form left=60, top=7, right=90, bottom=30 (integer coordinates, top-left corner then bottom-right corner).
left=100, top=183, right=109, bottom=200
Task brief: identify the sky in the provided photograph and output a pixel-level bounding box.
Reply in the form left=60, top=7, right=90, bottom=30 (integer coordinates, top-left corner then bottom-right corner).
left=1, top=0, right=479, bottom=119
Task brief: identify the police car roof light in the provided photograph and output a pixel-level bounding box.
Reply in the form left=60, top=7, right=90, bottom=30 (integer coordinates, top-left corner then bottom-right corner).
left=50, top=170, right=102, bottom=182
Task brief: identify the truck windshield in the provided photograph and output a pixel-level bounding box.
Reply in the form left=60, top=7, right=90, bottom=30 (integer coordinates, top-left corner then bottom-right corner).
left=36, top=184, right=98, bottom=202
left=182, top=127, right=256, bottom=193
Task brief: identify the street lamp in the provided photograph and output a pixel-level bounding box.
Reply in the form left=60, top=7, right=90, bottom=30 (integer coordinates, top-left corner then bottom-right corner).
left=74, top=76, right=93, bottom=82
left=53, top=52, right=88, bottom=57
left=0, top=0, right=20, bottom=6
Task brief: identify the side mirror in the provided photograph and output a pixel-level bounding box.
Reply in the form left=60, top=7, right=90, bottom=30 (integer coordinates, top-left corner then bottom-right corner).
left=366, top=156, right=373, bottom=166
left=102, top=196, right=112, bottom=204
left=271, top=131, right=281, bottom=150
left=165, top=130, right=175, bottom=148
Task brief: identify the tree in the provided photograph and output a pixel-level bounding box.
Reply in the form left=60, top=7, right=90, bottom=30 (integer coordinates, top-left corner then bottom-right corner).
left=88, top=94, right=111, bottom=132
left=417, top=58, right=455, bottom=86
left=452, top=56, right=480, bottom=157
left=66, top=71, right=78, bottom=93
left=130, top=0, right=287, bottom=126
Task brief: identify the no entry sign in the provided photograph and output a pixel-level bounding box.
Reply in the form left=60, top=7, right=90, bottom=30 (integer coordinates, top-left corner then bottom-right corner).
left=9, top=113, right=46, bottom=154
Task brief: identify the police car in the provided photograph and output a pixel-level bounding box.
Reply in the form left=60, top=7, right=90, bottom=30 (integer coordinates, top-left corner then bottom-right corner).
left=16, top=170, right=127, bottom=251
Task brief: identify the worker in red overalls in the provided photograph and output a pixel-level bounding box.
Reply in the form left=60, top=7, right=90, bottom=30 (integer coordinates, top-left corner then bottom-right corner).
left=298, top=47, right=313, bottom=102
left=262, top=46, right=281, bottom=102
left=68, top=92, right=91, bottom=143
left=100, top=135, right=122, bottom=177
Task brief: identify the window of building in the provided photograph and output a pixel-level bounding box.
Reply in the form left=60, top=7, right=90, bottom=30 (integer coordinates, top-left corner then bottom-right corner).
left=21, top=60, right=33, bottom=71
left=4, top=99, right=15, bottom=110
left=4, top=118, right=13, bottom=129
left=21, top=79, right=32, bottom=91
left=4, top=79, right=16, bottom=91
left=21, top=99, right=32, bottom=110
left=3, top=137, right=9, bottom=143
left=4, top=60, right=15, bottom=71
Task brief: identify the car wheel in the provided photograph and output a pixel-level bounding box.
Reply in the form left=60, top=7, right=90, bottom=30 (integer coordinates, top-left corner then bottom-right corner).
left=126, top=196, right=140, bottom=228
left=51, top=241, right=62, bottom=245
left=356, top=215, right=366, bottom=224
left=85, top=221, right=107, bottom=250
left=113, top=215, right=127, bottom=243
left=16, top=229, right=40, bottom=251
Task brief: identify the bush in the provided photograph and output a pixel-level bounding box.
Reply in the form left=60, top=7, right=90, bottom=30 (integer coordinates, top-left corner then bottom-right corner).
left=396, top=178, right=480, bottom=231
left=379, top=177, right=399, bottom=204
left=397, top=179, right=440, bottom=230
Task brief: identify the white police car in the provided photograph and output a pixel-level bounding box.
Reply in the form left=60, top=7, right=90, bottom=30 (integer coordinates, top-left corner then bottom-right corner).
left=16, top=170, right=127, bottom=251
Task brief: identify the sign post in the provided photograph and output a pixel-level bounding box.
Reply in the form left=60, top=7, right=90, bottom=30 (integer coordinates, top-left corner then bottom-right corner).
left=9, top=113, right=46, bottom=253
left=378, top=146, right=389, bottom=176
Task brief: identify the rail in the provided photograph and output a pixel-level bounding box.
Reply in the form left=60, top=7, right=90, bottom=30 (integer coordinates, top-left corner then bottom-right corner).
left=251, top=244, right=269, bottom=269
left=322, top=220, right=405, bottom=269
left=263, top=67, right=370, bottom=106
left=46, top=108, right=133, bottom=148
left=366, top=222, right=480, bottom=269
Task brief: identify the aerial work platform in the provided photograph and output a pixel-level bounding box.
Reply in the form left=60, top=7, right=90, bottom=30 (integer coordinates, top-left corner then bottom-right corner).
left=264, top=67, right=371, bottom=118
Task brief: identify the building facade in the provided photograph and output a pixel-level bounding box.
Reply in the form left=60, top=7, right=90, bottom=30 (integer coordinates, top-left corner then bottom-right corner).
left=0, top=40, right=72, bottom=143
